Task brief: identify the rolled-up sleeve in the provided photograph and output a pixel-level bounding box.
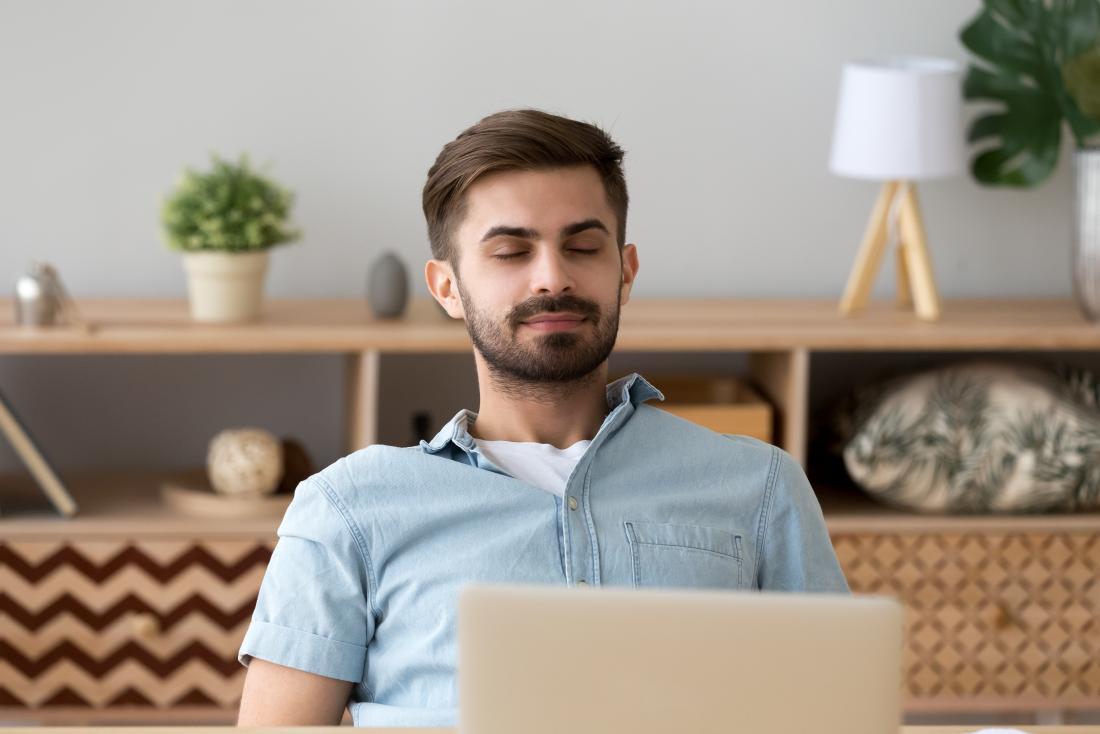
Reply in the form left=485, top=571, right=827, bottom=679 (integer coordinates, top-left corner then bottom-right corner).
left=757, top=448, right=850, bottom=593
left=238, top=476, right=376, bottom=682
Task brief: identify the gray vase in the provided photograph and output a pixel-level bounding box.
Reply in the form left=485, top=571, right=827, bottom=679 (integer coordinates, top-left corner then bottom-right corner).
left=1073, top=148, right=1100, bottom=322
left=366, top=251, right=409, bottom=318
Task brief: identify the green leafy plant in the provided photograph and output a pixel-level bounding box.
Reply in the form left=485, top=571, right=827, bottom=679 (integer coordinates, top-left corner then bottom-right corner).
left=161, top=154, right=300, bottom=252
left=960, top=0, right=1100, bottom=187
left=1065, top=43, right=1100, bottom=118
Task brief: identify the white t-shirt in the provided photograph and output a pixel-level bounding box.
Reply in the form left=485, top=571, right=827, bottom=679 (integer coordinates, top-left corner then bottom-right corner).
left=472, top=437, right=591, bottom=497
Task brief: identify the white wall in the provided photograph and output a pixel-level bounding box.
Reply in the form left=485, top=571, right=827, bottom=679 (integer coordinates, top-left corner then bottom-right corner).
left=0, top=0, right=1077, bottom=475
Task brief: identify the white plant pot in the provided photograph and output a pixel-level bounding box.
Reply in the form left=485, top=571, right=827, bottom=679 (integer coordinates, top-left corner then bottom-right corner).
left=181, top=250, right=270, bottom=323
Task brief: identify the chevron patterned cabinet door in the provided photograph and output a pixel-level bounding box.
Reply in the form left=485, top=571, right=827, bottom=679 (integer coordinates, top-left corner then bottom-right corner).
left=833, top=531, right=1100, bottom=713
left=0, top=537, right=274, bottom=719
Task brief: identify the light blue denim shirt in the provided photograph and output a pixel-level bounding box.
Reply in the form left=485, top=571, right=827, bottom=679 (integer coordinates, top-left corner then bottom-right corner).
left=238, top=373, right=849, bottom=727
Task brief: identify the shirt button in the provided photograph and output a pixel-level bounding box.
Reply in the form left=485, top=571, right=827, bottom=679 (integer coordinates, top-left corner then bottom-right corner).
left=576, top=579, right=587, bottom=586
left=567, top=496, right=579, bottom=511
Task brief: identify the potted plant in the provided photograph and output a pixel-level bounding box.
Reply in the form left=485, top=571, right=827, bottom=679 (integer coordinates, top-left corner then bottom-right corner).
left=959, top=0, right=1100, bottom=318
left=161, top=154, right=300, bottom=323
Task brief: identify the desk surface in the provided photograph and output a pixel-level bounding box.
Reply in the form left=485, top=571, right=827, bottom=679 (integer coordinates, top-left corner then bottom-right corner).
left=8, top=728, right=1099, bottom=733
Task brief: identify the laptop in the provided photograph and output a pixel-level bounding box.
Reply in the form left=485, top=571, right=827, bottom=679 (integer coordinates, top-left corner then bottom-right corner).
left=458, top=584, right=903, bottom=734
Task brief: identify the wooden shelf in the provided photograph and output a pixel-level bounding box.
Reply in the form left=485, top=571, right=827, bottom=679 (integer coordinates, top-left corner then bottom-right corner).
left=0, top=470, right=282, bottom=537
left=2, top=298, right=1099, bottom=353
left=0, top=706, right=237, bottom=725
left=4, top=469, right=1099, bottom=537
left=0, top=298, right=464, bottom=354
left=817, top=483, right=1100, bottom=533
left=0, top=705, right=355, bottom=726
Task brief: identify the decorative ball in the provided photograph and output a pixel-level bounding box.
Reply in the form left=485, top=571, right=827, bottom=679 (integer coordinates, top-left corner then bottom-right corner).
left=206, top=428, right=284, bottom=497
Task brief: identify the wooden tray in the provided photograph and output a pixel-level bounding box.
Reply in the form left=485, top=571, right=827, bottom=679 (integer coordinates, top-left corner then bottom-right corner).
left=160, top=473, right=292, bottom=518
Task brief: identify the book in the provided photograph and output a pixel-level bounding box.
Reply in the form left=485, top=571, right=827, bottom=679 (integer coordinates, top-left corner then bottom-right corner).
left=0, top=387, right=77, bottom=517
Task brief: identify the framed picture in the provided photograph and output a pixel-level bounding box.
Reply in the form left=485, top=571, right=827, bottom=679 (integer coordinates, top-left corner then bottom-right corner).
left=0, top=387, right=77, bottom=517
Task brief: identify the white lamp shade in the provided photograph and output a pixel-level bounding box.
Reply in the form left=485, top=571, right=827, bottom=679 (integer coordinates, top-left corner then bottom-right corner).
left=829, top=56, right=965, bottom=181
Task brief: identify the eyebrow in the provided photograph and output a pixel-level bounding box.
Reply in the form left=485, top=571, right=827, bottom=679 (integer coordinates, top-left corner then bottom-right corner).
left=479, top=218, right=610, bottom=244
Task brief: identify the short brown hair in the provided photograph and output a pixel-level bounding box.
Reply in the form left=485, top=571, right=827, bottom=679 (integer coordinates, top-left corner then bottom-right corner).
left=422, top=109, right=628, bottom=266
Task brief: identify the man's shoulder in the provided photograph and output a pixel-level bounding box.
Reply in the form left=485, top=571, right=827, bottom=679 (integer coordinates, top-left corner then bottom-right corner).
left=309, top=442, right=459, bottom=502
left=620, top=403, right=795, bottom=502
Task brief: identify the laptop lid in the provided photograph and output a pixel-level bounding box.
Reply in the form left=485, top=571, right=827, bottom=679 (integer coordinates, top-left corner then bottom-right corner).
left=458, top=584, right=902, bottom=734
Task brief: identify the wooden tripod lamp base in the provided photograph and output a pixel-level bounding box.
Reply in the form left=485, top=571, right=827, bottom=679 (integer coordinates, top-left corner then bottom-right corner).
left=838, top=180, right=942, bottom=322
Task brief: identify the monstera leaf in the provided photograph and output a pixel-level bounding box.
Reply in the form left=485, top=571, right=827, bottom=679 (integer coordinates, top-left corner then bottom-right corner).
left=960, top=0, right=1100, bottom=187
left=1064, top=43, right=1100, bottom=119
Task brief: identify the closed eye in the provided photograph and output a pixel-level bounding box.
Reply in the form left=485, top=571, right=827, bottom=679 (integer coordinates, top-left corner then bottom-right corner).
left=493, top=248, right=599, bottom=261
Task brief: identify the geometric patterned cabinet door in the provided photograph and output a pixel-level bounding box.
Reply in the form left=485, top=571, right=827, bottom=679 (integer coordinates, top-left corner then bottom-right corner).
left=0, top=539, right=273, bottom=720
left=4, top=530, right=1095, bottom=720
left=833, top=531, right=1100, bottom=713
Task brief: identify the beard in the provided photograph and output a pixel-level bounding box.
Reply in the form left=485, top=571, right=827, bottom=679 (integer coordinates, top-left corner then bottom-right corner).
left=457, top=281, right=621, bottom=388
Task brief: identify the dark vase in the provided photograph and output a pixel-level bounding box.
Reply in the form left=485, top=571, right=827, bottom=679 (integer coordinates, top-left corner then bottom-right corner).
left=366, top=251, right=409, bottom=318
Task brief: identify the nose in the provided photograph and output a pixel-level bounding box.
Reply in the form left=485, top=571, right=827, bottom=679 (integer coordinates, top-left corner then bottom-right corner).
left=528, top=247, right=575, bottom=295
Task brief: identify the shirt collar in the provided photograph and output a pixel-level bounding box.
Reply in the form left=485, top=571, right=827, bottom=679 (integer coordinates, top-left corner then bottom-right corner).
left=420, top=372, right=664, bottom=455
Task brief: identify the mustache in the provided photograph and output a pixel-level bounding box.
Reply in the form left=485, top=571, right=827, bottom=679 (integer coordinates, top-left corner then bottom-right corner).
left=509, top=294, right=601, bottom=327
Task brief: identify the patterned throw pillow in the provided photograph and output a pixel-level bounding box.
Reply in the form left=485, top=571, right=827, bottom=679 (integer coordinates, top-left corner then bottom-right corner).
left=837, top=362, right=1100, bottom=513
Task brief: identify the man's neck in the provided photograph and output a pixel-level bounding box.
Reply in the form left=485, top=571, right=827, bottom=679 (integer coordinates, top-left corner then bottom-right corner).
left=468, top=359, right=610, bottom=449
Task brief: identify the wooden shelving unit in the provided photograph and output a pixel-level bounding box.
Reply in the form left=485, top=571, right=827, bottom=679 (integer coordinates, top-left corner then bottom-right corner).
left=4, top=296, right=1099, bottom=463
left=1, top=296, right=1099, bottom=723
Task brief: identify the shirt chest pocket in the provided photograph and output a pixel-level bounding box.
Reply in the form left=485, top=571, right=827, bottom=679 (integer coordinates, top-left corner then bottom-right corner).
left=624, top=521, right=744, bottom=590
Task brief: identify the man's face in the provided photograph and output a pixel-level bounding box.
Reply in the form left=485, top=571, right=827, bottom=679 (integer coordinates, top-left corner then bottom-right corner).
left=436, top=165, right=638, bottom=384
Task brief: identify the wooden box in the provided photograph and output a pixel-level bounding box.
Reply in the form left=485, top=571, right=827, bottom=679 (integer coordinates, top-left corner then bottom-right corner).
left=647, top=375, right=773, bottom=444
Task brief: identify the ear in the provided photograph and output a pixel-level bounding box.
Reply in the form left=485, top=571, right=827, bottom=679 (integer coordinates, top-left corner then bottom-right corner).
left=425, top=258, right=465, bottom=319
left=618, top=243, right=639, bottom=306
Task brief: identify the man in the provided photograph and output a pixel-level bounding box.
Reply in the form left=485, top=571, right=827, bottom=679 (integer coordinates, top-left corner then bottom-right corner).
left=236, top=109, right=849, bottom=727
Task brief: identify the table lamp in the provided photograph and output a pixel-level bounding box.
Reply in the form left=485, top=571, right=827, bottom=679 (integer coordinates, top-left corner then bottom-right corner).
left=829, top=56, right=965, bottom=321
